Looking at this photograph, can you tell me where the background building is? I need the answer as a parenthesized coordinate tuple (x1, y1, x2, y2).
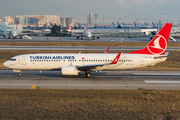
(65, 17, 74, 27)
(88, 12, 93, 24)
(4, 15, 60, 27)
(0, 22, 22, 33)
(60, 18, 66, 27)
(3, 16, 14, 25)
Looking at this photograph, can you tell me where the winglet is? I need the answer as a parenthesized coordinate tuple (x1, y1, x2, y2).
(104, 46, 110, 54)
(110, 52, 121, 64)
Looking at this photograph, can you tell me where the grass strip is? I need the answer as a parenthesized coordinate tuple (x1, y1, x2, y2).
(0, 89, 180, 119)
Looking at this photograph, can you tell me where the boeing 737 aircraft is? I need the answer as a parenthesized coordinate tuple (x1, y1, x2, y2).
(3, 23, 173, 78)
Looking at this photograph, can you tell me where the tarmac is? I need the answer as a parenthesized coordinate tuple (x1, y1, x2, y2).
(0, 36, 161, 42)
(0, 70, 180, 90)
(0, 46, 180, 51)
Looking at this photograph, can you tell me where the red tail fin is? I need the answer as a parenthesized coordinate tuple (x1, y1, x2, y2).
(84, 26, 88, 30)
(67, 25, 72, 30)
(130, 23, 172, 55)
(134, 22, 137, 27)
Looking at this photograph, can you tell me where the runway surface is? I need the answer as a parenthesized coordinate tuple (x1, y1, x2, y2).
(0, 46, 180, 51)
(0, 70, 180, 90)
(0, 36, 163, 42)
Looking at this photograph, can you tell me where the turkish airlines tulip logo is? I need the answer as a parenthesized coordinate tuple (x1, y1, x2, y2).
(147, 35, 167, 55)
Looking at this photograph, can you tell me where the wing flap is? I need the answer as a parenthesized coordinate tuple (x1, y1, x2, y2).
(77, 52, 122, 70)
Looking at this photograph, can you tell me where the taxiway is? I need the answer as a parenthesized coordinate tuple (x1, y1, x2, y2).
(0, 70, 180, 90)
(0, 36, 162, 42)
(0, 46, 180, 51)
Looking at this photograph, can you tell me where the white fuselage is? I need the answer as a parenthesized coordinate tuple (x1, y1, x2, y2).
(3, 53, 166, 71)
(11, 30, 19, 38)
(84, 30, 92, 38)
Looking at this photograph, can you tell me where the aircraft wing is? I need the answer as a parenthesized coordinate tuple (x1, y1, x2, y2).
(77, 52, 121, 71)
(3, 32, 11, 35)
(91, 33, 105, 37)
(58, 32, 85, 36)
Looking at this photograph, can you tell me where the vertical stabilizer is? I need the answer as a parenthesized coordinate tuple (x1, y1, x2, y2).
(130, 23, 173, 55)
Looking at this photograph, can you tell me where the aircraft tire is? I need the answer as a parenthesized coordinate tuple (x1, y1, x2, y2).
(86, 73, 91, 78)
(19, 73, 22, 77)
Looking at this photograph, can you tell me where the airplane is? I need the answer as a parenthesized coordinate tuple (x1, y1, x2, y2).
(3, 23, 173, 78)
(59, 25, 72, 32)
(134, 22, 149, 29)
(61, 26, 103, 40)
(121, 22, 133, 28)
(112, 22, 118, 27)
(67, 25, 72, 32)
(3, 23, 32, 39)
(28, 29, 51, 35)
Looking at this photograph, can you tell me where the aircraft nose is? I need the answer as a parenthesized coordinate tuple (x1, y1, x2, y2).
(3, 61, 8, 67)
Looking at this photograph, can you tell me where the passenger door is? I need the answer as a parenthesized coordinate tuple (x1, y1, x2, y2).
(140, 56, 144, 65)
(22, 56, 27, 65)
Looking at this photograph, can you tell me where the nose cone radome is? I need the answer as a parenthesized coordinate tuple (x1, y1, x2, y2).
(3, 61, 8, 68)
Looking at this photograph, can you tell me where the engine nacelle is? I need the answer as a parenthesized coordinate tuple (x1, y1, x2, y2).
(97, 36, 100, 39)
(61, 66, 79, 75)
(76, 36, 79, 39)
(3, 35, 6, 37)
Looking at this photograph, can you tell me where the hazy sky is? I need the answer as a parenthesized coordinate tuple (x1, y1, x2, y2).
(1, 0, 180, 24)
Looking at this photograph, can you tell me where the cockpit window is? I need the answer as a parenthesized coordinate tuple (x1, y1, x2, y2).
(10, 59, 16, 61)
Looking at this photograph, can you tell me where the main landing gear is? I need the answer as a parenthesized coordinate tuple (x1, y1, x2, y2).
(19, 73, 22, 77)
(85, 71, 91, 78)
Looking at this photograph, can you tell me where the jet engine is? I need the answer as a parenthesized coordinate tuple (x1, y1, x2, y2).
(3, 35, 6, 37)
(76, 36, 79, 39)
(97, 36, 100, 39)
(61, 66, 79, 75)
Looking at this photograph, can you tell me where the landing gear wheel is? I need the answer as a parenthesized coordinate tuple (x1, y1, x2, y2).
(19, 73, 22, 77)
(85, 71, 91, 78)
(86, 73, 91, 78)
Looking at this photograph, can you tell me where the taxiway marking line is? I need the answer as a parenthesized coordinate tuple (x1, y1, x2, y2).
(144, 80, 180, 83)
(134, 73, 180, 75)
(0, 84, 180, 87)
